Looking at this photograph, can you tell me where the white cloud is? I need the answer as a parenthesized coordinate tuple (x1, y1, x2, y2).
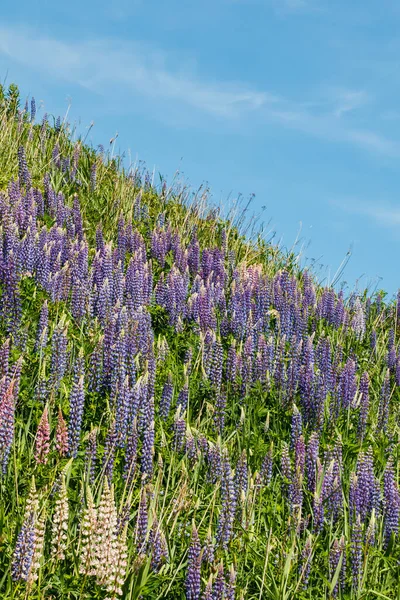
(331, 198, 400, 228)
(0, 27, 269, 119)
(0, 24, 399, 157)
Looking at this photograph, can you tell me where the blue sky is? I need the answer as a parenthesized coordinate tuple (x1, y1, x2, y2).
(1, 0, 400, 296)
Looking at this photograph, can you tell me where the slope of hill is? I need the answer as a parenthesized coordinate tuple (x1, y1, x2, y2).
(0, 83, 399, 599)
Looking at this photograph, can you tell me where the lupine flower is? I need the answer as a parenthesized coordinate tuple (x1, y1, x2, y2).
(135, 487, 148, 554)
(185, 524, 201, 600)
(225, 564, 236, 600)
(173, 414, 186, 452)
(50, 322, 68, 391)
(94, 479, 118, 586)
(202, 529, 215, 564)
(28, 509, 46, 584)
(18, 145, 31, 188)
(55, 407, 69, 456)
(0, 380, 15, 473)
(68, 374, 85, 458)
(216, 452, 237, 549)
(383, 459, 400, 548)
(79, 486, 98, 576)
(35, 406, 50, 464)
(11, 512, 36, 581)
(212, 563, 226, 600)
(141, 421, 154, 478)
(160, 375, 173, 419)
(299, 535, 312, 589)
(148, 518, 168, 572)
(124, 418, 138, 484)
(51, 473, 69, 561)
(12, 479, 38, 581)
(106, 525, 128, 599)
(329, 538, 344, 598)
(351, 514, 363, 591)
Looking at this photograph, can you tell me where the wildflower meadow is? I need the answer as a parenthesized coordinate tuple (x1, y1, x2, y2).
(1, 83, 400, 599)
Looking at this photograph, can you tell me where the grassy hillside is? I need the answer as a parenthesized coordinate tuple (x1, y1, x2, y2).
(0, 83, 399, 599)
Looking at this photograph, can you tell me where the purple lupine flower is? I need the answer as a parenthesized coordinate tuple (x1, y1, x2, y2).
(357, 372, 370, 441)
(148, 519, 168, 572)
(329, 538, 344, 598)
(68, 374, 85, 458)
(291, 405, 302, 449)
(115, 375, 132, 447)
(338, 358, 357, 411)
(124, 418, 139, 485)
(299, 535, 312, 590)
(202, 530, 215, 564)
(17, 146, 31, 188)
(258, 445, 273, 487)
(383, 459, 400, 548)
(225, 564, 236, 600)
(173, 416, 186, 452)
(212, 563, 226, 600)
(351, 514, 362, 591)
(136, 488, 148, 553)
(234, 451, 248, 508)
(185, 434, 198, 465)
(353, 448, 375, 524)
(185, 525, 201, 600)
(159, 375, 173, 420)
(306, 432, 319, 494)
(30, 97, 36, 122)
(207, 443, 222, 484)
(370, 330, 377, 353)
(11, 512, 36, 581)
(214, 390, 227, 435)
(141, 422, 154, 478)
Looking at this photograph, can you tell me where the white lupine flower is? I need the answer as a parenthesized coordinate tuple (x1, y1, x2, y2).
(94, 479, 118, 587)
(51, 473, 69, 560)
(79, 486, 98, 577)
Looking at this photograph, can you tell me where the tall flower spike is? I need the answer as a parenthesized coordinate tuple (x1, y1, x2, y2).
(185, 524, 201, 600)
(106, 525, 128, 600)
(11, 479, 38, 582)
(28, 508, 46, 584)
(55, 407, 69, 456)
(0, 379, 15, 473)
(299, 535, 312, 590)
(35, 406, 50, 464)
(11, 512, 36, 581)
(136, 487, 148, 554)
(351, 514, 362, 592)
(51, 473, 69, 561)
(68, 374, 85, 458)
(94, 479, 118, 587)
(79, 486, 98, 577)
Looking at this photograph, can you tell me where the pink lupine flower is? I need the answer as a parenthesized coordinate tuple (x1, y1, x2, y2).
(35, 406, 50, 464)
